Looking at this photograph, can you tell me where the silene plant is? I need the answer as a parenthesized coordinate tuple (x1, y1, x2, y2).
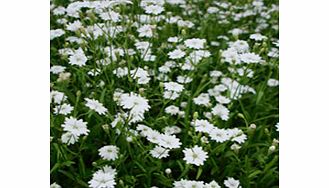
(50, 0, 279, 187)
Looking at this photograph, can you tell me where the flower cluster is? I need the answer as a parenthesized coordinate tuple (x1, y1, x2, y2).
(50, 0, 279, 187)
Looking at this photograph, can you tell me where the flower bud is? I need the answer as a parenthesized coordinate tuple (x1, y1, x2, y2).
(126, 136, 133, 142)
(268, 145, 276, 154)
(193, 112, 199, 120)
(237, 113, 245, 119)
(201, 136, 209, 144)
(102, 124, 109, 131)
(76, 90, 81, 97)
(249, 123, 257, 129)
(231, 143, 241, 153)
(181, 29, 187, 36)
(165, 168, 172, 174)
(139, 88, 145, 94)
(272, 138, 279, 146)
(57, 72, 71, 82)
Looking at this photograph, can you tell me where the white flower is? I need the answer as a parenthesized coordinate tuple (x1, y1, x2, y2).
(193, 93, 210, 106)
(193, 119, 214, 133)
(137, 124, 153, 137)
(210, 70, 222, 77)
(230, 40, 249, 53)
(186, 181, 205, 188)
(111, 113, 127, 127)
(52, 6, 66, 15)
(144, 5, 164, 15)
(231, 133, 247, 144)
(130, 68, 150, 84)
(215, 96, 231, 104)
(53, 103, 73, 115)
(184, 38, 206, 49)
(165, 105, 180, 115)
(164, 126, 181, 135)
(158, 134, 182, 149)
(146, 130, 161, 144)
(239, 53, 262, 64)
(135, 41, 151, 51)
(119, 92, 150, 123)
(250, 33, 267, 41)
(69, 48, 87, 66)
(177, 76, 192, 84)
(89, 166, 117, 188)
(163, 91, 180, 100)
(224, 177, 240, 188)
(99, 11, 121, 22)
(267, 78, 279, 87)
(61, 132, 79, 145)
(66, 20, 83, 32)
(113, 67, 128, 77)
(168, 36, 179, 43)
(211, 104, 230, 121)
(168, 49, 186, 59)
(50, 182, 62, 188)
(159, 65, 171, 73)
(61, 117, 89, 137)
(207, 7, 219, 14)
(164, 82, 184, 92)
(229, 28, 244, 36)
(268, 48, 279, 58)
(183, 145, 208, 166)
(209, 128, 229, 143)
(99, 145, 119, 161)
(204, 180, 221, 188)
(85, 98, 108, 115)
(222, 48, 240, 64)
(119, 93, 150, 113)
(137, 24, 155, 38)
(50, 91, 67, 104)
(187, 50, 211, 64)
(50, 29, 65, 40)
(150, 146, 169, 159)
(50, 65, 66, 74)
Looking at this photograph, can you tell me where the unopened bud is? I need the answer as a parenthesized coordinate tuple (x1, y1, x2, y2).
(76, 90, 81, 97)
(201, 136, 209, 144)
(165, 168, 172, 174)
(272, 139, 279, 145)
(231, 143, 241, 153)
(237, 113, 245, 119)
(193, 112, 199, 120)
(269, 145, 276, 153)
(139, 88, 145, 94)
(249, 123, 257, 129)
(57, 72, 71, 82)
(181, 29, 187, 36)
(102, 124, 109, 131)
(126, 136, 133, 142)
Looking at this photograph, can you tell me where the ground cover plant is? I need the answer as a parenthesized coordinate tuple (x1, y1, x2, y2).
(50, 0, 279, 187)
